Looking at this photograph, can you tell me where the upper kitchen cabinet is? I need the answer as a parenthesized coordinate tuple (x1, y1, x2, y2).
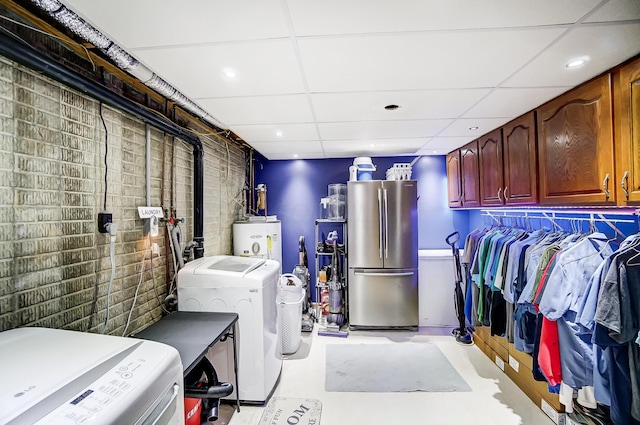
(615, 57, 640, 205)
(478, 129, 504, 206)
(460, 140, 480, 208)
(446, 150, 462, 207)
(537, 74, 615, 205)
(502, 112, 538, 205)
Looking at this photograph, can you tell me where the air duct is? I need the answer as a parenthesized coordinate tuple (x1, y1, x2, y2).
(28, 0, 227, 131)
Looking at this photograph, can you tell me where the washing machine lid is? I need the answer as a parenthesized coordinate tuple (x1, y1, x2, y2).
(0, 327, 181, 424)
(192, 255, 266, 277)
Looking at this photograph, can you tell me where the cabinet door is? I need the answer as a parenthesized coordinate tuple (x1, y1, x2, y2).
(479, 129, 505, 206)
(446, 150, 462, 207)
(537, 75, 615, 205)
(460, 140, 480, 207)
(503, 112, 538, 205)
(616, 58, 640, 204)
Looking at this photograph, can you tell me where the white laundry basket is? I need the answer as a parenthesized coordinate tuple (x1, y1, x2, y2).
(277, 274, 305, 355)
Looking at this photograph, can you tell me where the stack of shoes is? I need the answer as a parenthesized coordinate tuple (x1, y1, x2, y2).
(569, 403, 612, 425)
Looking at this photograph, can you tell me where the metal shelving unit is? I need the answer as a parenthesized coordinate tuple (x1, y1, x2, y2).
(314, 219, 348, 319)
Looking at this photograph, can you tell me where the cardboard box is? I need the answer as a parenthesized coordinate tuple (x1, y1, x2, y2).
(474, 327, 564, 415)
(508, 342, 534, 370)
(504, 352, 563, 412)
(474, 326, 491, 344)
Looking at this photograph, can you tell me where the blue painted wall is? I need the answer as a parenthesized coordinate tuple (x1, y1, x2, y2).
(253, 154, 469, 297)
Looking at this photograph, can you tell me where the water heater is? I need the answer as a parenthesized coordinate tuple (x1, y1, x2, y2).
(233, 220, 282, 273)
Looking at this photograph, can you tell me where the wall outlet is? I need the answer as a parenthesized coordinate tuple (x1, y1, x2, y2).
(152, 243, 160, 257)
(98, 212, 112, 233)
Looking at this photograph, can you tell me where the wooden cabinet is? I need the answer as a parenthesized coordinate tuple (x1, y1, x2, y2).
(502, 112, 538, 205)
(445, 140, 480, 207)
(476, 113, 537, 207)
(615, 57, 640, 204)
(446, 151, 462, 207)
(478, 129, 504, 206)
(460, 140, 480, 207)
(537, 74, 615, 205)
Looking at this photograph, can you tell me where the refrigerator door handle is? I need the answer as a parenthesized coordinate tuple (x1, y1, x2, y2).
(377, 188, 383, 259)
(354, 271, 415, 277)
(383, 188, 389, 259)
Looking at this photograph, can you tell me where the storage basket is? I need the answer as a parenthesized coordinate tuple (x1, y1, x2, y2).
(277, 274, 304, 355)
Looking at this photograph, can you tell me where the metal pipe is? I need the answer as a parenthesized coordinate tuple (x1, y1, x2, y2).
(146, 124, 151, 206)
(193, 145, 205, 259)
(0, 31, 206, 255)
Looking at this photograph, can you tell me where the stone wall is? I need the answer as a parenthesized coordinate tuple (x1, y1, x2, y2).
(0, 57, 246, 335)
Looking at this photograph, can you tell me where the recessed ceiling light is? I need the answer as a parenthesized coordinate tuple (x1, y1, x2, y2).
(276, 131, 283, 137)
(222, 68, 237, 78)
(565, 57, 589, 69)
(469, 126, 479, 130)
(384, 104, 400, 111)
(432, 150, 438, 154)
(370, 144, 376, 148)
(293, 154, 298, 158)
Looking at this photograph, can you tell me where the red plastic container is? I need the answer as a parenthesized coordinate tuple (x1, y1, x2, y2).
(184, 397, 202, 425)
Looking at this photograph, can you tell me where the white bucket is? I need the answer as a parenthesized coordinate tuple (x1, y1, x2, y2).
(351, 157, 376, 181)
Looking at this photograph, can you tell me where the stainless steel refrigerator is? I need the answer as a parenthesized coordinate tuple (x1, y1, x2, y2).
(347, 180, 418, 330)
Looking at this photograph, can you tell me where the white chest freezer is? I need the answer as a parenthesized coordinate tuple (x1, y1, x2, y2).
(0, 327, 184, 425)
(178, 255, 282, 404)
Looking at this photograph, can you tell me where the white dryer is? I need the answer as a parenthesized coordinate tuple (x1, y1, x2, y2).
(0, 327, 184, 425)
(177, 255, 282, 404)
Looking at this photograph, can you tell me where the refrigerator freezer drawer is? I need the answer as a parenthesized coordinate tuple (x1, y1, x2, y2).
(348, 268, 418, 330)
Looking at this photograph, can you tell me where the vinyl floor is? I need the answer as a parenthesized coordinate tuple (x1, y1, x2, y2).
(222, 326, 555, 425)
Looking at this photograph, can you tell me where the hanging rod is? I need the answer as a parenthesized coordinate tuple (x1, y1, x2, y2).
(480, 207, 640, 217)
(480, 210, 636, 223)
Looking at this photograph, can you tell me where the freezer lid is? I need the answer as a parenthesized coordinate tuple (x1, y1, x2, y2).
(0, 328, 180, 424)
(193, 255, 266, 276)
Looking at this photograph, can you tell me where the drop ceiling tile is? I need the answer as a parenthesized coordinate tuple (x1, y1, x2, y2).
(133, 40, 304, 98)
(438, 118, 512, 137)
(419, 137, 477, 154)
(505, 23, 640, 87)
(318, 119, 453, 140)
(322, 138, 427, 157)
(584, 0, 640, 23)
(287, 0, 600, 36)
(311, 90, 489, 122)
(198, 95, 313, 126)
(249, 140, 323, 155)
(232, 123, 318, 143)
(463, 87, 571, 119)
(63, 0, 289, 48)
(298, 28, 566, 92)
(267, 152, 328, 160)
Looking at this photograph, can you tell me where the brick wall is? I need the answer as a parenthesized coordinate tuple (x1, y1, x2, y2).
(0, 57, 247, 335)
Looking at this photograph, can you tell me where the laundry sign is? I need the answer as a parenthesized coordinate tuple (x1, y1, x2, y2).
(137, 206, 163, 218)
(258, 397, 322, 425)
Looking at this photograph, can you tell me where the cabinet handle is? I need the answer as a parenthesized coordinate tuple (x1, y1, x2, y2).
(497, 187, 502, 203)
(504, 186, 508, 202)
(621, 171, 630, 199)
(602, 173, 610, 199)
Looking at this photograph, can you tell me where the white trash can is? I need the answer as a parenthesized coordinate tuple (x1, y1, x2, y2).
(277, 274, 304, 355)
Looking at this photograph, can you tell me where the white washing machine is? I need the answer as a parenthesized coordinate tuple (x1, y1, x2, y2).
(0, 327, 184, 425)
(177, 255, 282, 403)
(233, 220, 282, 273)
